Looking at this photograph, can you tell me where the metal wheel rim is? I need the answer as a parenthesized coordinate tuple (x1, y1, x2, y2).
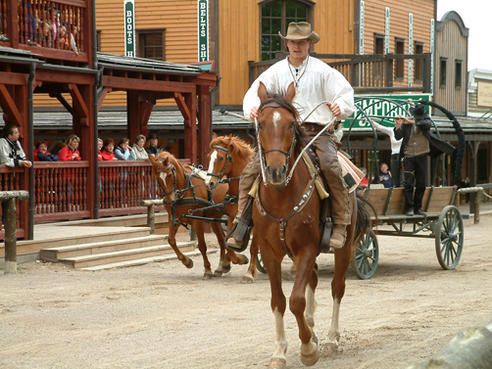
(256, 251, 267, 274)
(435, 205, 464, 270)
(353, 230, 379, 279)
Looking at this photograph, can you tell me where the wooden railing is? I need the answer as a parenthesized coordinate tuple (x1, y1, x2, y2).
(33, 161, 89, 222)
(249, 53, 432, 93)
(98, 161, 160, 217)
(0, 0, 91, 62)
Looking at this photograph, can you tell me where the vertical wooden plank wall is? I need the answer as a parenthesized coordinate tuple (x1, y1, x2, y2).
(434, 20, 467, 114)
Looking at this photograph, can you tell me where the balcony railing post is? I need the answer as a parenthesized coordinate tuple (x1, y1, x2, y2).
(8, 0, 18, 47)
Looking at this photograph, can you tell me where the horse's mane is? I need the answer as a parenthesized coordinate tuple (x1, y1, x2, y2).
(259, 95, 300, 123)
(155, 150, 190, 171)
(210, 135, 254, 160)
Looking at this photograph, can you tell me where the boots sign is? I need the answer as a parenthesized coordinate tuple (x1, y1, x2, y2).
(124, 0, 135, 57)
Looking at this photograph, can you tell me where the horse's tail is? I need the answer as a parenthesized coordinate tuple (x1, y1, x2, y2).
(355, 192, 372, 244)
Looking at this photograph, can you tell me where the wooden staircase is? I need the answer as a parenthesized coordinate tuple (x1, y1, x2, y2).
(38, 226, 199, 271)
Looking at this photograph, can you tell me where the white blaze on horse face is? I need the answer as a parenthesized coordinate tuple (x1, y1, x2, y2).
(205, 150, 217, 185)
(159, 172, 167, 183)
(272, 111, 282, 129)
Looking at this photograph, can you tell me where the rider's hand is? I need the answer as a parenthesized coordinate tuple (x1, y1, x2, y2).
(250, 106, 259, 119)
(327, 102, 341, 117)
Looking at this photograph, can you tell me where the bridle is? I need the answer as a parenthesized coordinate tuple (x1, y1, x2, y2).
(157, 161, 178, 198)
(207, 144, 232, 180)
(257, 101, 298, 185)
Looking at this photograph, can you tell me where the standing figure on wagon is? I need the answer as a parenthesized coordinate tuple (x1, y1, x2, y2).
(226, 21, 356, 251)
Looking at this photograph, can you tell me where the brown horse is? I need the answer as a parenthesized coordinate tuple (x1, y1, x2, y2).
(206, 135, 260, 283)
(149, 151, 248, 279)
(253, 83, 369, 368)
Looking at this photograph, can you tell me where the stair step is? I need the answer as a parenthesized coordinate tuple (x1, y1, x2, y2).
(40, 234, 168, 262)
(80, 249, 217, 271)
(59, 241, 196, 269)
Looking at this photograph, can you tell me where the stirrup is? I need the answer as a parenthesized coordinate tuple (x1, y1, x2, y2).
(225, 198, 253, 252)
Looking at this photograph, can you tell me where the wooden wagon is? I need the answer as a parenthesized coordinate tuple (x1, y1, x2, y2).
(353, 185, 465, 279)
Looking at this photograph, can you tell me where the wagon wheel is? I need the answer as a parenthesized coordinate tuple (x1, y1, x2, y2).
(352, 230, 379, 279)
(434, 205, 464, 270)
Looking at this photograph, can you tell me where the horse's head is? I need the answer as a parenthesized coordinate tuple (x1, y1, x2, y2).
(257, 82, 298, 187)
(206, 136, 233, 188)
(149, 151, 178, 201)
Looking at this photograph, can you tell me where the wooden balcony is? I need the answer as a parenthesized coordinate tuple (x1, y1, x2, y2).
(249, 53, 432, 94)
(0, 0, 93, 64)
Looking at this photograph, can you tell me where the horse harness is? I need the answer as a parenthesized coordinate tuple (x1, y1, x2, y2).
(207, 144, 242, 186)
(160, 161, 236, 227)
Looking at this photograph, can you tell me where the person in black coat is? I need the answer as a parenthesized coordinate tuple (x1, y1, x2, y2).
(395, 103, 455, 216)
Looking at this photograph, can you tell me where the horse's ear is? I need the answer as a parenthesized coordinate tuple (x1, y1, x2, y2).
(285, 82, 296, 103)
(258, 82, 268, 104)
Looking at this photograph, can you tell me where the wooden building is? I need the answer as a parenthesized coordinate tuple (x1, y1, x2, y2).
(433, 11, 468, 116)
(0, 0, 216, 239)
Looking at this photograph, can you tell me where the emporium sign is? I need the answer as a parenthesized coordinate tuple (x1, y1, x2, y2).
(124, 0, 135, 57)
(343, 94, 431, 129)
(198, 0, 209, 61)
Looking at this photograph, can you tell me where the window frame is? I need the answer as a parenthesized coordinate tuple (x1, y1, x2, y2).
(440, 57, 447, 88)
(259, 0, 314, 61)
(455, 59, 462, 89)
(374, 33, 385, 55)
(96, 30, 102, 52)
(136, 29, 166, 60)
(413, 41, 424, 83)
(394, 37, 405, 81)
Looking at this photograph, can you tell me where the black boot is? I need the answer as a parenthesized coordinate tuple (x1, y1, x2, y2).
(226, 198, 253, 252)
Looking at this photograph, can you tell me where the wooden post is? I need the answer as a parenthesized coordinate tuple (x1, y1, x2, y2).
(1, 191, 29, 274)
(474, 190, 481, 224)
(147, 203, 155, 234)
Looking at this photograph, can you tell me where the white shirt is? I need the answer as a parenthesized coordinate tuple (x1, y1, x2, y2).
(368, 120, 402, 155)
(243, 56, 355, 124)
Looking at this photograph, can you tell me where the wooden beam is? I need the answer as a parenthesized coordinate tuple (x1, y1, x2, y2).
(0, 84, 22, 126)
(0, 72, 28, 86)
(97, 87, 112, 112)
(102, 75, 196, 93)
(69, 84, 89, 120)
(50, 92, 75, 116)
(35, 69, 94, 85)
(174, 92, 191, 122)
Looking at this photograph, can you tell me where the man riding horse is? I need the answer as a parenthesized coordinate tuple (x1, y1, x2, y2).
(227, 21, 355, 251)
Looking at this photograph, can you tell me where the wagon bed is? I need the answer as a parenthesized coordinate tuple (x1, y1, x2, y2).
(353, 186, 466, 279)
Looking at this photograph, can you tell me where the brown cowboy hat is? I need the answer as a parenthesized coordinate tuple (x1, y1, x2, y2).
(278, 21, 320, 44)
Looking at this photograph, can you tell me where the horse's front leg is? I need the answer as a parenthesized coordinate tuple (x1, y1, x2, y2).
(167, 221, 194, 269)
(210, 222, 231, 276)
(263, 247, 288, 369)
(193, 221, 213, 279)
(290, 249, 320, 366)
(326, 246, 352, 355)
(241, 235, 258, 283)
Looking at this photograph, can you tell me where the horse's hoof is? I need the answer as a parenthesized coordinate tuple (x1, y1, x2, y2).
(241, 274, 254, 284)
(300, 349, 320, 366)
(222, 264, 231, 274)
(203, 271, 214, 279)
(183, 258, 193, 269)
(213, 270, 223, 277)
(236, 254, 249, 265)
(269, 358, 286, 369)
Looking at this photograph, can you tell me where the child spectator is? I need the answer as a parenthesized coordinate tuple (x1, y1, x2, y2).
(97, 138, 103, 161)
(374, 162, 394, 188)
(34, 141, 58, 161)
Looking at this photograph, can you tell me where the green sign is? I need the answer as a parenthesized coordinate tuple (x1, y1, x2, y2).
(343, 94, 431, 129)
(124, 0, 135, 57)
(198, 0, 209, 62)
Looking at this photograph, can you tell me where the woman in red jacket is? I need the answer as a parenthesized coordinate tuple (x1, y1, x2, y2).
(58, 134, 81, 161)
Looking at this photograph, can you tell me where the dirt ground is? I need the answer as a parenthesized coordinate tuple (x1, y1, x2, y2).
(1, 215, 491, 369)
